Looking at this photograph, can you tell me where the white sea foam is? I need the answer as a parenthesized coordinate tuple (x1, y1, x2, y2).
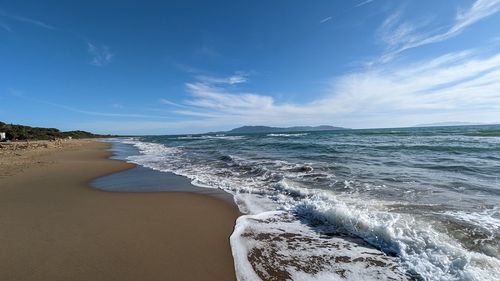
(231, 211, 408, 281)
(117, 138, 500, 281)
(441, 208, 500, 257)
(274, 179, 500, 280)
(443, 208, 500, 232)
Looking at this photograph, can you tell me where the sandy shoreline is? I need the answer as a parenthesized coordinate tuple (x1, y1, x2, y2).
(0, 140, 239, 281)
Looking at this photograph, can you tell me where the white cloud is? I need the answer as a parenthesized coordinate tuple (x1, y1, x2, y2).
(0, 10, 56, 30)
(319, 0, 374, 25)
(160, 98, 187, 108)
(185, 82, 274, 111)
(328, 51, 500, 114)
(87, 42, 114, 66)
(195, 72, 248, 85)
(320, 16, 332, 24)
(453, 0, 500, 33)
(19, 48, 499, 134)
(17, 46, 499, 135)
(164, 49, 500, 130)
(378, 0, 500, 62)
(355, 0, 375, 8)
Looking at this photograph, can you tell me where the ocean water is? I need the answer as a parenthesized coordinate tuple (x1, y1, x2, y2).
(110, 125, 500, 281)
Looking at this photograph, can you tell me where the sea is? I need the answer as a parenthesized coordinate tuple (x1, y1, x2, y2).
(107, 125, 500, 281)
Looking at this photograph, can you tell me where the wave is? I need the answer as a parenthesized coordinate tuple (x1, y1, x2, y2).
(465, 130, 500, 137)
(115, 138, 500, 280)
(231, 211, 409, 281)
(267, 133, 309, 137)
(275, 179, 500, 280)
(175, 135, 245, 140)
(370, 144, 500, 153)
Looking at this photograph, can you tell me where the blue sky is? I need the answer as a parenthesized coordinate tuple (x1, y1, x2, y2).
(1, 0, 500, 134)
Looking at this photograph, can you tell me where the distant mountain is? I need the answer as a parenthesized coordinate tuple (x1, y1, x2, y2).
(224, 125, 347, 134)
(414, 122, 486, 127)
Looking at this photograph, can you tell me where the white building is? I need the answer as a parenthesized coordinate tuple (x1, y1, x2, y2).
(0, 132, 5, 140)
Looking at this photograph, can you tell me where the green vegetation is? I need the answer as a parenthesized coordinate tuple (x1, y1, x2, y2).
(0, 121, 113, 141)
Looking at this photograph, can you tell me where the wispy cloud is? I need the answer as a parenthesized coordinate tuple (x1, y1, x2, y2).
(1, 10, 115, 68)
(1, 10, 117, 68)
(87, 42, 114, 66)
(320, 16, 333, 24)
(195, 72, 248, 85)
(75, 47, 500, 134)
(329, 50, 500, 115)
(319, 0, 375, 26)
(185, 82, 273, 111)
(166, 48, 500, 130)
(0, 10, 56, 30)
(11, 46, 500, 134)
(160, 98, 192, 109)
(355, 0, 374, 8)
(377, 0, 500, 62)
(159, 76, 256, 115)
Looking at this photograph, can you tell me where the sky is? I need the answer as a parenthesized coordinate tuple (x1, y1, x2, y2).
(1, 0, 500, 134)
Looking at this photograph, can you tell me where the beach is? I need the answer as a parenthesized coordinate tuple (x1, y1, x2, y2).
(0, 140, 239, 281)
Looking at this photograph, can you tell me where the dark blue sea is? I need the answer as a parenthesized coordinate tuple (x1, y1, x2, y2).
(110, 125, 500, 281)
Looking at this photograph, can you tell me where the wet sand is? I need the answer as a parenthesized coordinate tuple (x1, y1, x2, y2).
(0, 140, 239, 281)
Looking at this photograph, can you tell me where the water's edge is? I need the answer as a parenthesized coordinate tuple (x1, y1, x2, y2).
(98, 126, 500, 281)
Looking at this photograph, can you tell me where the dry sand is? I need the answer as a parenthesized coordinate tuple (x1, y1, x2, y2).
(0, 140, 239, 281)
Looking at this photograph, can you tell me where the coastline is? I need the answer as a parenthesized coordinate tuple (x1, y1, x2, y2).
(0, 140, 239, 281)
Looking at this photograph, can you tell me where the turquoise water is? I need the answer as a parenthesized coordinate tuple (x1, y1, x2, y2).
(114, 125, 500, 280)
